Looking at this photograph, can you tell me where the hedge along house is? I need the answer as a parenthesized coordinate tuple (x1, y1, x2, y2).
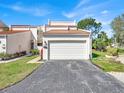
(43, 20, 92, 60)
(0, 30, 31, 54)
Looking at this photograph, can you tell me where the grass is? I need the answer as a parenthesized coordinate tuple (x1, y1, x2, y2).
(92, 50, 124, 72)
(0, 55, 40, 89)
(118, 48, 124, 55)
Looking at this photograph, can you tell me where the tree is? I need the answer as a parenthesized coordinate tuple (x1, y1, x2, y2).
(111, 14, 124, 47)
(77, 18, 102, 39)
(93, 31, 111, 51)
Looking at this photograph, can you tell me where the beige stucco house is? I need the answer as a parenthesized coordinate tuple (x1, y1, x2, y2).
(42, 21, 92, 60)
(0, 24, 43, 54)
(0, 20, 92, 60)
(0, 30, 31, 54)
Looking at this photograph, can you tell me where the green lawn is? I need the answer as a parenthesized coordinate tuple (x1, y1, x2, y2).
(118, 48, 124, 55)
(92, 50, 124, 72)
(0, 55, 40, 89)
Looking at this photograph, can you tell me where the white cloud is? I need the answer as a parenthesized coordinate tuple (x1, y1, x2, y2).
(75, 0, 90, 9)
(33, 8, 50, 16)
(83, 14, 94, 18)
(62, 0, 91, 18)
(0, 4, 51, 17)
(62, 0, 111, 19)
(101, 10, 109, 14)
(62, 12, 77, 18)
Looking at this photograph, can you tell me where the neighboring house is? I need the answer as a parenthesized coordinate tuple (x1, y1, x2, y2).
(0, 24, 43, 54)
(0, 30, 31, 54)
(11, 25, 42, 49)
(0, 20, 9, 32)
(43, 20, 92, 60)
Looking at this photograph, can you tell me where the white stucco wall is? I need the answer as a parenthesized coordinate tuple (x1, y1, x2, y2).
(43, 35, 91, 60)
(11, 26, 38, 49)
(11, 27, 30, 31)
(6, 31, 31, 54)
(39, 25, 45, 32)
(0, 35, 6, 53)
(30, 27, 38, 49)
(30, 27, 37, 40)
(46, 26, 77, 31)
(46, 27, 68, 31)
(49, 21, 76, 26)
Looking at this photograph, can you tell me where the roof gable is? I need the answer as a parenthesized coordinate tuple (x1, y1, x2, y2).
(0, 20, 8, 28)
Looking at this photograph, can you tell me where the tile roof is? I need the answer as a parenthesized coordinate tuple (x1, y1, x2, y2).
(43, 29, 90, 35)
(0, 30, 30, 35)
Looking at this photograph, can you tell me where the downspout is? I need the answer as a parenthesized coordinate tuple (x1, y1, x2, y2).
(6, 34, 8, 54)
(90, 32, 92, 59)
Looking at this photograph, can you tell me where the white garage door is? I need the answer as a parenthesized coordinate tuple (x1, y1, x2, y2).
(49, 41, 88, 60)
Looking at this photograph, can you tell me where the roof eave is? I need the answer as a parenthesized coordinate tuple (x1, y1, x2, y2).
(43, 34, 89, 36)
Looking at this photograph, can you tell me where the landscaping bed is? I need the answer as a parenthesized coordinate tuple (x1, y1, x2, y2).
(0, 55, 40, 89)
(92, 50, 124, 72)
(0, 51, 27, 61)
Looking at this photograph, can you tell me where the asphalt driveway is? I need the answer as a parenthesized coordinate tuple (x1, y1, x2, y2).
(0, 60, 124, 93)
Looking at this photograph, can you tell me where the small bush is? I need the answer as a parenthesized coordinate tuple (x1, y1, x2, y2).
(30, 49, 39, 55)
(107, 47, 118, 56)
(0, 51, 27, 60)
(0, 53, 5, 58)
(0, 53, 11, 58)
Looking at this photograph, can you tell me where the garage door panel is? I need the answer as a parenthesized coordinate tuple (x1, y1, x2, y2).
(51, 49, 87, 54)
(49, 41, 88, 60)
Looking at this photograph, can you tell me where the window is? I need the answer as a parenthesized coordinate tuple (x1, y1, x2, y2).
(0, 36, 5, 38)
(37, 43, 42, 46)
(2, 47, 6, 49)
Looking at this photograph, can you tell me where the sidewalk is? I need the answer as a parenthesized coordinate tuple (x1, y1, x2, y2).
(27, 56, 44, 63)
(108, 72, 124, 83)
(0, 55, 27, 64)
(116, 55, 124, 64)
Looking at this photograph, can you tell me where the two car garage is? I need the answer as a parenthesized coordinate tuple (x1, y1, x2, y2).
(49, 41, 88, 60)
(43, 30, 91, 60)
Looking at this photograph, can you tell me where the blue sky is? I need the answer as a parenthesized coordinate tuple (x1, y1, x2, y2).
(0, 0, 124, 37)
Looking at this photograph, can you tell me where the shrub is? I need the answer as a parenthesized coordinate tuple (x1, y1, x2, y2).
(30, 49, 39, 55)
(0, 53, 12, 60)
(0, 51, 26, 60)
(107, 47, 118, 56)
(0, 53, 5, 58)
